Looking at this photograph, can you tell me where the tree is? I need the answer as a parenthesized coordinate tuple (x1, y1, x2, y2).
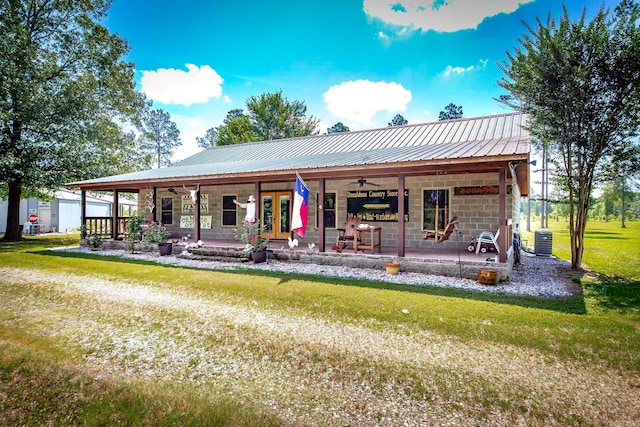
(0, 0, 145, 241)
(214, 92, 319, 144)
(498, 1, 640, 269)
(327, 122, 350, 134)
(438, 103, 463, 120)
(215, 109, 256, 146)
(246, 90, 319, 140)
(388, 114, 408, 127)
(139, 106, 181, 168)
(196, 128, 217, 149)
(600, 142, 640, 227)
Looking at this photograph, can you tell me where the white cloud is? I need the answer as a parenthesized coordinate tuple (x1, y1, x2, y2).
(140, 64, 224, 106)
(323, 80, 412, 126)
(363, 0, 534, 33)
(223, 95, 232, 103)
(442, 58, 488, 77)
(377, 31, 390, 41)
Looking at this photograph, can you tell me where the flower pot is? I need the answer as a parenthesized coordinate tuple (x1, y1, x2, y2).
(251, 249, 267, 263)
(385, 262, 400, 275)
(477, 269, 499, 285)
(158, 242, 173, 256)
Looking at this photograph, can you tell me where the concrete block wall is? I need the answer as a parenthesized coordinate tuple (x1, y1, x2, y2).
(149, 172, 517, 250)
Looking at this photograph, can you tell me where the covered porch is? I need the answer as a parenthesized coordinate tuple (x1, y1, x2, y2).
(71, 113, 531, 281)
(98, 234, 512, 280)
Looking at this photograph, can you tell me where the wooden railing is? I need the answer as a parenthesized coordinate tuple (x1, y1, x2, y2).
(85, 217, 112, 237)
(84, 217, 133, 239)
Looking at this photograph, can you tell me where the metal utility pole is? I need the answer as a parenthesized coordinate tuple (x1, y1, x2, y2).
(541, 145, 547, 229)
(527, 191, 531, 232)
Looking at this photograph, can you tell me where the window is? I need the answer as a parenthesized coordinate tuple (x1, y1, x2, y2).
(161, 197, 173, 225)
(422, 189, 449, 231)
(222, 195, 237, 226)
(316, 192, 336, 228)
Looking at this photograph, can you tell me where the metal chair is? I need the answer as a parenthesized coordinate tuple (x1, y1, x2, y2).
(475, 228, 500, 255)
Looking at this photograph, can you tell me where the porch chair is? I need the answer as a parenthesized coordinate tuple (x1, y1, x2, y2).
(475, 228, 500, 255)
(334, 217, 362, 253)
(424, 216, 458, 243)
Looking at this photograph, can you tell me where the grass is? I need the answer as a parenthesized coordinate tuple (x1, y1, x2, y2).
(521, 218, 640, 319)
(0, 232, 639, 425)
(520, 218, 640, 279)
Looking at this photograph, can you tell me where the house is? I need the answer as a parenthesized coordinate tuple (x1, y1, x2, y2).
(0, 189, 136, 234)
(68, 112, 532, 277)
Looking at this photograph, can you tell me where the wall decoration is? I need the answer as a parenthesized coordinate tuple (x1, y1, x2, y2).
(180, 215, 212, 229)
(346, 189, 409, 222)
(454, 186, 512, 196)
(182, 194, 208, 214)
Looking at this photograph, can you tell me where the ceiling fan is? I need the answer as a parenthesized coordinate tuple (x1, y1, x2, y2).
(349, 177, 380, 187)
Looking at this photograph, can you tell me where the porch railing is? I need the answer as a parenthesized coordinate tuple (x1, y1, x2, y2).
(84, 217, 131, 239)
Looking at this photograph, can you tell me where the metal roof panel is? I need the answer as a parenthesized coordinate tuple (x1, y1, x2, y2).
(71, 113, 530, 186)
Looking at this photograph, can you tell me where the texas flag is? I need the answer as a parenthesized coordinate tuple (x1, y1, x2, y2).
(291, 173, 309, 237)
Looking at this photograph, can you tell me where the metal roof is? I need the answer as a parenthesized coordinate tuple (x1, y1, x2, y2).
(70, 112, 530, 188)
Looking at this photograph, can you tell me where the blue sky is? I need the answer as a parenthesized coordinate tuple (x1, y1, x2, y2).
(103, 0, 616, 161)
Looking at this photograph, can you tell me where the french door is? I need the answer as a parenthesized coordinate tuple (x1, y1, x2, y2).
(261, 191, 292, 240)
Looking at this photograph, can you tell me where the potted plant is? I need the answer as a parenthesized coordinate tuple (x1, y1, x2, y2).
(234, 220, 269, 262)
(145, 222, 172, 256)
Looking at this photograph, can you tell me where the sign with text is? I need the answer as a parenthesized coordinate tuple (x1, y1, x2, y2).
(180, 215, 212, 229)
(346, 189, 409, 222)
(454, 185, 512, 196)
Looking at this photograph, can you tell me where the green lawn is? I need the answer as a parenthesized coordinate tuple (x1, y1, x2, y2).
(520, 218, 640, 279)
(0, 233, 639, 425)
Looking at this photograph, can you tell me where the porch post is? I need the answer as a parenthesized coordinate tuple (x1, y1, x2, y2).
(498, 168, 507, 263)
(254, 181, 261, 224)
(152, 187, 157, 222)
(112, 189, 119, 240)
(194, 187, 201, 241)
(318, 178, 325, 253)
(397, 174, 405, 257)
(81, 189, 86, 236)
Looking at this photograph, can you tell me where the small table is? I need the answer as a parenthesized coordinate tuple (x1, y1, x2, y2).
(354, 226, 382, 254)
(25, 223, 41, 235)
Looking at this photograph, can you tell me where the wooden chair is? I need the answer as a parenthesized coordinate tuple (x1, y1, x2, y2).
(424, 216, 457, 243)
(334, 217, 362, 252)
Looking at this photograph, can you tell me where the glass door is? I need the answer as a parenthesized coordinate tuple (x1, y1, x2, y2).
(261, 191, 292, 240)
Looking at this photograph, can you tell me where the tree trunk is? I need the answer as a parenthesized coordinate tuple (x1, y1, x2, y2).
(1, 180, 23, 241)
(620, 178, 626, 229)
(570, 184, 591, 270)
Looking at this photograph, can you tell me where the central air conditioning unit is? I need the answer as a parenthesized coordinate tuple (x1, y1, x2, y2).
(534, 230, 553, 256)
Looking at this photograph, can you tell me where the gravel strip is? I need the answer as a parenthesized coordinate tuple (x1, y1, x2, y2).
(55, 246, 579, 298)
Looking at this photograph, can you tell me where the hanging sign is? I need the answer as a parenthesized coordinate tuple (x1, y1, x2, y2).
(454, 185, 512, 196)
